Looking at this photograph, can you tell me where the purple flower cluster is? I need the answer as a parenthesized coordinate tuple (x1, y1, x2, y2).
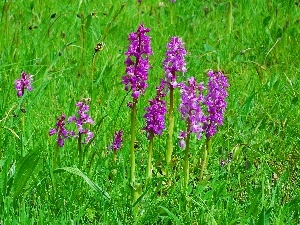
(68, 102, 94, 143)
(203, 70, 229, 137)
(143, 81, 167, 138)
(178, 77, 206, 148)
(49, 114, 70, 147)
(109, 130, 123, 152)
(122, 24, 153, 101)
(14, 71, 33, 97)
(163, 37, 187, 88)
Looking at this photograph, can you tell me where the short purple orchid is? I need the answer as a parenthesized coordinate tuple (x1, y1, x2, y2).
(143, 80, 167, 138)
(122, 23, 153, 102)
(109, 130, 123, 152)
(178, 77, 206, 148)
(68, 102, 94, 143)
(14, 71, 33, 97)
(203, 70, 229, 137)
(49, 114, 70, 147)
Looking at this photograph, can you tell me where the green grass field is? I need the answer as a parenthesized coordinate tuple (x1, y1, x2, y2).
(0, 0, 299, 224)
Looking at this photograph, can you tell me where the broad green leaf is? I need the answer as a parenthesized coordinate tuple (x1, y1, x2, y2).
(10, 150, 40, 200)
(159, 206, 182, 225)
(54, 167, 110, 199)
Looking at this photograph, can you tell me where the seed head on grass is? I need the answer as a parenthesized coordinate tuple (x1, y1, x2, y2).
(178, 77, 206, 147)
(68, 102, 94, 143)
(163, 36, 187, 88)
(49, 114, 70, 147)
(109, 130, 123, 152)
(14, 71, 33, 97)
(203, 70, 229, 137)
(122, 23, 153, 102)
(143, 81, 167, 138)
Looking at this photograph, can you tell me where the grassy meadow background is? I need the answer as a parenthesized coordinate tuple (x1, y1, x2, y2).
(0, 0, 299, 224)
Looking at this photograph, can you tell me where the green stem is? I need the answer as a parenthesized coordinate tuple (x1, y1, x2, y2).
(21, 113, 25, 157)
(130, 101, 137, 203)
(170, 2, 174, 25)
(228, 0, 233, 34)
(184, 119, 191, 190)
(80, 11, 85, 75)
(146, 132, 154, 186)
(166, 86, 174, 172)
(53, 144, 59, 169)
(78, 133, 82, 167)
(200, 137, 212, 180)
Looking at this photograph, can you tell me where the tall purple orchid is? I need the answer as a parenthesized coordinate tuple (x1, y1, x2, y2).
(15, 71, 33, 97)
(163, 37, 187, 88)
(122, 23, 152, 102)
(122, 24, 152, 205)
(143, 81, 167, 184)
(163, 36, 187, 171)
(200, 70, 229, 180)
(178, 77, 206, 188)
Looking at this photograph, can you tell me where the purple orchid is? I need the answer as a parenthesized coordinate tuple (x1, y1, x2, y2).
(49, 114, 70, 147)
(178, 77, 206, 148)
(203, 70, 229, 137)
(14, 71, 33, 97)
(68, 102, 94, 143)
(163, 37, 187, 88)
(122, 23, 153, 102)
(109, 130, 123, 152)
(143, 80, 167, 138)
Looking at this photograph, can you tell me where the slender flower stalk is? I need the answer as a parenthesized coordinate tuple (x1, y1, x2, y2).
(14, 71, 33, 97)
(109, 130, 123, 161)
(68, 102, 94, 167)
(178, 77, 206, 189)
(122, 23, 152, 208)
(143, 81, 167, 185)
(163, 37, 187, 173)
(15, 71, 34, 157)
(200, 70, 229, 180)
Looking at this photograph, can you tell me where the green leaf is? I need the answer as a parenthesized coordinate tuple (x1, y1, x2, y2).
(263, 16, 271, 27)
(85, 15, 92, 31)
(258, 207, 272, 225)
(291, 96, 298, 105)
(10, 150, 40, 200)
(203, 43, 216, 52)
(159, 206, 182, 225)
(54, 167, 110, 199)
(242, 92, 255, 113)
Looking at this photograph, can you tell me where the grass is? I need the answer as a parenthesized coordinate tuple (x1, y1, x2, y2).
(0, 0, 300, 224)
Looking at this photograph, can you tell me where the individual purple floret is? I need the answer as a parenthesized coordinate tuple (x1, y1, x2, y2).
(14, 71, 33, 97)
(143, 81, 167, 138)
(203, 70, 229, 138)
(178, 77, 206, 148)
(163, 37, 187, 88)
(122, 23, 153, 101)
(68, 102, 94, 143)
(109, 130, 123, 152)
(49, 114, 70, 147)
